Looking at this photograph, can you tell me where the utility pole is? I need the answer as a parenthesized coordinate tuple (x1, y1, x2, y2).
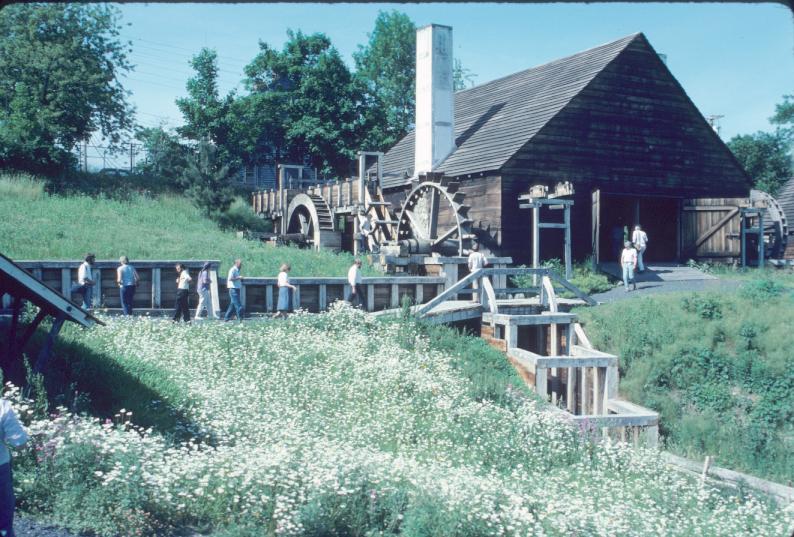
(83, 139, 88, 172)
(130, 142, 134, 172)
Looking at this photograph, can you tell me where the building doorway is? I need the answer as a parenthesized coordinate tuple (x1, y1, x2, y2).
(598, 194, 679, 262)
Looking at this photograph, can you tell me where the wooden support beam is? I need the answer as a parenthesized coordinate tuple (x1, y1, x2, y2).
(390, 284, 399, 308)
(265, 285, 273, 312)
(61, 268, 71, 297)
(152, 268, 161, 308)
(564, 205, 572, 280)
(535, 367, 548, 399)
(210, 269, 221, 318)
(34, 313, 66, 373)
(319, 284, 327, 311)
(366, 284, 375, 311)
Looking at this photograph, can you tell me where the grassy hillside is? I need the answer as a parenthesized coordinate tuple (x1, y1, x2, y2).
(0, 174, 372, 277)
(9, 310, 790, 536)
(576, 276, 794, 484)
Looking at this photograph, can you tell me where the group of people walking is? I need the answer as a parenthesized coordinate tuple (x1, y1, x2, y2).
(620, 225, 649, 291)
(70, 255, 368, 322)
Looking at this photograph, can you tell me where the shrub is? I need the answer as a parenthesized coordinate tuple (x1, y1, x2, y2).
(681, 294, 723, 319)
(739, 278, 785, 301)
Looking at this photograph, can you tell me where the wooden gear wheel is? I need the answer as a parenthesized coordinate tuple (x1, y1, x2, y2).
(396, 175, 474, 256)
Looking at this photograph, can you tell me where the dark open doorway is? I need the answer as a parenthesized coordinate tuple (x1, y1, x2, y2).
(599, 194, 679, 262)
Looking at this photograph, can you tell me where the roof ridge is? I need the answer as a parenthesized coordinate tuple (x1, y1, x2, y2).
(456, 32, 642, 96)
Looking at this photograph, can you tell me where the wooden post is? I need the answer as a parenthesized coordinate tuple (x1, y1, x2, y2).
(646, 425, 659, 449)
(564, 204, 572, 280)
(536, 367, 548, 400)
(390, 284, 399, 308)
(504, 322, 518, 350)
(591, 189, 600, 269)
(550, 321, 559, 405)
(758, 211, 764, 267)
(740, 211, 747, 268)
(595, 367, 606, 414)
(441, 262, 458, 298)
(240, 283, 248, 312)
(265, 285, 273, 312)
(292, 285, 300, 311)
(60, 268, 71, 297)
(532, 205, 540, 286)
(415, 284, 424, 305)
(319, 284, 327, 311)
(93, 269, 102, 308)
(581, 367, 592, 414)
(152, 268, 161, 308)
(366, 284, 375, 311)
(209, 269, 220, 317)
(34, 313, 66, 373)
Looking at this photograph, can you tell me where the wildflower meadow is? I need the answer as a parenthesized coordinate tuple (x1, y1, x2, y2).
(8, 306, 792, 536)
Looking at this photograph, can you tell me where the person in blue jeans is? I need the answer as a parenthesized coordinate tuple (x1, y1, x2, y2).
(0, 398, 29, 537)
(224, 259, 244, 321)
(116, 256, 140, 315)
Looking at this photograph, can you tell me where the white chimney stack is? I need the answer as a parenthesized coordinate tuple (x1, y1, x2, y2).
(414, 24, 455, 175)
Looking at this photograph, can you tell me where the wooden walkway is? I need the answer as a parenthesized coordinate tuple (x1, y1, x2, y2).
(599, 262, 717, 281)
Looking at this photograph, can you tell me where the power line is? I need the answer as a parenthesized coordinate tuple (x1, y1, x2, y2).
(122, 35, 249, 64)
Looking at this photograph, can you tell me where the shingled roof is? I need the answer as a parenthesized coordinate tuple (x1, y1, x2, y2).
(380, 33, 643, 189)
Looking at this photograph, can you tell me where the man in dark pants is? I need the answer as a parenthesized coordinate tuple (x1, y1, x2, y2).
(173, 263, 192, 322)
(0, 397, 29, 537)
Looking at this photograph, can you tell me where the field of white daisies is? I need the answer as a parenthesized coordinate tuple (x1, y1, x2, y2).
(9, 305, 793, 536)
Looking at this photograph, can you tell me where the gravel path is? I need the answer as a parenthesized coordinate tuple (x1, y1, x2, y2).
(591, 273, 742, 303)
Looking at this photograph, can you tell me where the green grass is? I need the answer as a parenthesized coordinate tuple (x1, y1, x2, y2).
(0, 173, 374, 277)
(576, 275, 794, 484)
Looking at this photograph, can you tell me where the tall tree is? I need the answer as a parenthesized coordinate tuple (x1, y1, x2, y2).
(240, 30, 362, 177)
(0, 3, 133, 174)
(175, 48, 234, 162)
(180, 140, 235, 218)
(354, 11, 416, 151)
(134, 126, 190, 186)
(728, 130, 791, 195)
(771, 94, 794, 141)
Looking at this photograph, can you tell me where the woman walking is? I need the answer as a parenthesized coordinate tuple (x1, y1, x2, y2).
(173, 263, 192, 322)
(194, 261, 216, 320)
(274, 263, 297, 319)
(116, 256, 139, 316)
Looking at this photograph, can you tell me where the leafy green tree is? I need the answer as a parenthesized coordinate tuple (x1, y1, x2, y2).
(240, 30, 361, 177)
(180, 140, 236, 218)
(134, 126, 190, 186)
(728, 130, 791, 195)
(176, 48, 234, 162)
(771, 94, 794, 141)
(0, 3, 133, 174)
(354, 11, 416, 151)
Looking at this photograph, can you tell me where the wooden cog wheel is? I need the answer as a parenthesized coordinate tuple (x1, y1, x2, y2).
(396, 176, 474, 256)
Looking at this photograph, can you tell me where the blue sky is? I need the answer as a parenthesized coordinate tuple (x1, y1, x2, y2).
(117, 2, 793, 143)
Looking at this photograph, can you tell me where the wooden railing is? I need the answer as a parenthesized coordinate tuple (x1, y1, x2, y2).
(240, 276, 445, 314)
(15, 260, 221, 315)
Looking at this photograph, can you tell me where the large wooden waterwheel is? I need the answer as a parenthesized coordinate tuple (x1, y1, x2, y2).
(395, 174, 475, 256)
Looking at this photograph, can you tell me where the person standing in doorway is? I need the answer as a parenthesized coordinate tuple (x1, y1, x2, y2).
(0, 397, 28, 537)
(173, 263, 192, 322)
(116, 256, 139, 316)
(620, 241, 638, 292)
(275, 263, 297, 318)
(346, 258, 363, 308)
(194, 262, 216, 320)
(467, 243, 489, 303)
(224, 259, 244, 321)
(632, 225, 649, 272)
(74, 253, 96, 310)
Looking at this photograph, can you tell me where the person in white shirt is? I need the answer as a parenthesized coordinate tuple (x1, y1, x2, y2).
(274, 263, 297, 318)
(173, 263, 192, 322)
(224, 259, 244, 321)
(620, 241, 638, 291)
(74, 253, 96, 310)
(467, 243, 488, 303)
(346, 258, 363, 308)
(357, 212, 372, 254)
(0, 398, 28, 536)
(632, 225, 649, 272)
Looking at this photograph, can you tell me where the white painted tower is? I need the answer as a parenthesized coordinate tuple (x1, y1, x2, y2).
(414, 24, 455, 175)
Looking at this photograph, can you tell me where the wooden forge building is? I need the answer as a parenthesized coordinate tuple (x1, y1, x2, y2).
(253, 28, 769, 265)
(379, 31, 752, 264)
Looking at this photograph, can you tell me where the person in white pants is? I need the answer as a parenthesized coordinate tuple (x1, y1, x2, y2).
(632, 225, 649, 272)
(194, 261, 216, 320)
